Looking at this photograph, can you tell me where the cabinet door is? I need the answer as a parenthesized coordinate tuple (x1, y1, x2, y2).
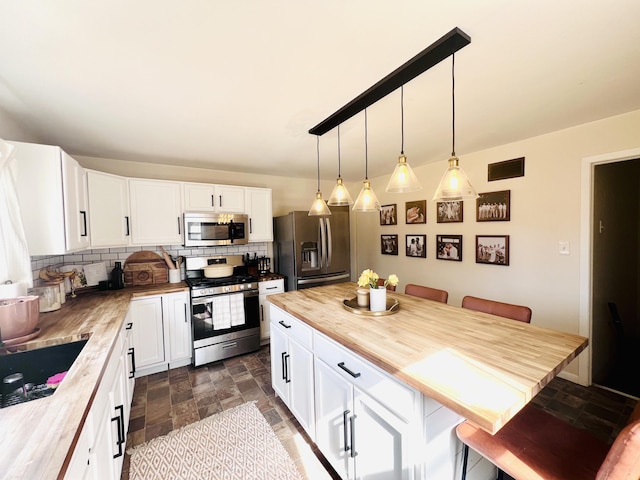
(353, 388, 415, 480)
(129, 179, 182, 245)
(259, 294, 269, 341)
(61, 151, 91, 251)
(315, 358, 354, 480)
(87, 170, 130, 247)
(165, 291, 191, 365)
(270, 325, 289, 403)
(288, 337, 315, 440)
(183, 183, 216, 211)
(130, 296, 165, 370)
(245, 187, 273, 242)
(216, 185, 245, 212)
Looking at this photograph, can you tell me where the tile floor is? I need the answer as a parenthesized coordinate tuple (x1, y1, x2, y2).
(121, 346, 637, 480)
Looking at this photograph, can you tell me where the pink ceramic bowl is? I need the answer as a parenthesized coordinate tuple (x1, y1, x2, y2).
(0, 296, 40, 341)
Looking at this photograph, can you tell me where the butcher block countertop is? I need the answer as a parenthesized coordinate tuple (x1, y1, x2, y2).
(268, 282, 588, 435)
(0, 282, 188, 480)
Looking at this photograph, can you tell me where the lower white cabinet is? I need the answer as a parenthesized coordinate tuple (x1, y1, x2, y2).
(314, 333, 422, 480)
(65, 320, 132, 480)
(270, 307, 315, 440)
(130, 291, 191, 377)
(258, 278, 284, 343)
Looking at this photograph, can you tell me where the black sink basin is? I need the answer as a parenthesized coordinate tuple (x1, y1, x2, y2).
(0, 339, 88, 408)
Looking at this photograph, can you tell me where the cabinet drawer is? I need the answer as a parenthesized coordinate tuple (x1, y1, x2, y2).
(270, 305, 312, 349)
(259, 279, 284, 294)
(314, 332, 418, 422)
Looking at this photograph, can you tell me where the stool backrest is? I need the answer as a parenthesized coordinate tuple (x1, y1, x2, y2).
(461, 295, 532, 323)
(376, 278, 396, 291)
(404, 284, 448, 304)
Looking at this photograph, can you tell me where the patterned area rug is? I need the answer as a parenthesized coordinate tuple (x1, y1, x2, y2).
(128, 401, 303, 480)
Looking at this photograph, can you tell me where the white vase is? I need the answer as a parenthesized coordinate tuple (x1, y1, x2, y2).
(369, 287, 387, 312)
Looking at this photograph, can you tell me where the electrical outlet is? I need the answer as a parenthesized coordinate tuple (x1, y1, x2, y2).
(559, 241, 570, 255)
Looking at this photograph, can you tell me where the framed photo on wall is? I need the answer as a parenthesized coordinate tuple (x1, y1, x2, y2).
(381, 234, 399, 255)
(380, 204, 397, 225)
(405, 200, 426, 224)
(436, 234, 462, 261)
(406, 234, 426, 258)
(476, 235, 510, 265)
(437, 201, 463, 223)
(476, 190, 510, 222)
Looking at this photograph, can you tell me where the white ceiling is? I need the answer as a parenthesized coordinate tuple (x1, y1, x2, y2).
(1, 1, 639, 182)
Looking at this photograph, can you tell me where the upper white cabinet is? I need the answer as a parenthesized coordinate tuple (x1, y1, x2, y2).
(245, 187, 273, 242)
(11, 141, 90, 255)
(129, 178, 183, 245)
(183, 183, 245, 213)
(87, 170, 130, 248)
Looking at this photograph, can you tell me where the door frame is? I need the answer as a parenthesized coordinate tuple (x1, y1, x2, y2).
(579, 147, 640, 386)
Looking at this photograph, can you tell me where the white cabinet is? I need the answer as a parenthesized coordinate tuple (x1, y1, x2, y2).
(183, 182, 245, 213)
(258, 278, 284, 343)
(313, 332, 423, 480)
(129, 291, 191, 377)
(129, 178, 183, 245)
(87, 170, 130, 247)
(245, 187, 273, 242)
(11, 141, 90, 254)
(270, 306, 315, 440)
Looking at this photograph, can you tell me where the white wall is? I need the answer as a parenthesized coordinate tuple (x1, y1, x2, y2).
(354, 109, 640, 380)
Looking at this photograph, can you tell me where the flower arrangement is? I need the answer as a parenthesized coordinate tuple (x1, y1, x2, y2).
(357, 269, 399, 289)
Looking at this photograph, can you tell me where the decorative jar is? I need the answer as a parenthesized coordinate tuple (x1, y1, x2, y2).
(356, 288, 370, 307)
(369, 287, 387, 312)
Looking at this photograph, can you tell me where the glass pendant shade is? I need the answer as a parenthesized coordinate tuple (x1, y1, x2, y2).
(352, 180, 380, 212)
(432, 156, 478, 201)
(328, 177, 353, 206)
(309, 191, 331, 216)
(385, 154, 422, 193)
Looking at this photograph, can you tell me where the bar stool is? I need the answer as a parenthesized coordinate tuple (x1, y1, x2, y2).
(461, 295, 532, 323)
(404, 283, 448, 303)
(376, 278, 396, 291)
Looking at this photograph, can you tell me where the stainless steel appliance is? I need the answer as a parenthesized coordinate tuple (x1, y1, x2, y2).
(274, 206, 350, 290)
(185, 256, 260, 366)
(183, 212, 248, 247)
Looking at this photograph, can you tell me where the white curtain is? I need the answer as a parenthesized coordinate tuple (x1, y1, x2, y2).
(0, 138, 32, 289)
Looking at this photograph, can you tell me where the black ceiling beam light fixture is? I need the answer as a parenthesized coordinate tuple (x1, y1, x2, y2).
(308, 27, 471, 137)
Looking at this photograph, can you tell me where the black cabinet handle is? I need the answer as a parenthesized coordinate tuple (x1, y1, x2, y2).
(111, 405, 125, 458)
(343, 410, 351, 452)
(260, 304, 264, 322)
(128, 347, 136, 378)
(211, 195, 215, 207)
(284, 353, 291, 383)
(80, 211, 88, 237)
(350, 415, 358, 458)
(249, 218, 253, 234)
(278, 320, 292, 329)
(177, 217, 181, 234)
(126, 322, 133, 330)
(281, 352, 287, 381)
(338, 362, 361, 378)
(125, 216, 130, 236)
(219, 195, 222, 207)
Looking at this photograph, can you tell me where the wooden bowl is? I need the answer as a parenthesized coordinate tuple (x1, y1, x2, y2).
(0, 296, 40, 341)
(204, 264, 234, 278)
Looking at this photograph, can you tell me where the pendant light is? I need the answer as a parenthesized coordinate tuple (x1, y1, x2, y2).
(432, 53, 478, 201)
(352, 109, 380, 212)
(386, 85, 422, 193)
(327, 125, 353, 206)
(308, 135, 332, 216)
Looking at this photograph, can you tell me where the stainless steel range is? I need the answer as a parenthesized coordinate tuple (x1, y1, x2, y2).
(185, 256, 260, 366)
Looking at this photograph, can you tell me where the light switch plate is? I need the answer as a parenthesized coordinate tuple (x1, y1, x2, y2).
(559, 241, 570, 255)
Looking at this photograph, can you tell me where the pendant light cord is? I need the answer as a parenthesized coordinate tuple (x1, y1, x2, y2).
(337, 125, 341, 178)
(316, 135, 321, 191)
(401, 85, 405, 155)
(451, 52, 456, 157)
(364, 109, 369, 180)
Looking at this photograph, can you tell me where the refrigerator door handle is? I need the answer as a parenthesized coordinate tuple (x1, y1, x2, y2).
(319, 217, 327, 268)
(325, 217, 332, 267)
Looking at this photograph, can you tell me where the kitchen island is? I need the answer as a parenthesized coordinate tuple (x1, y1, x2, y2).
(268, 282, 588, 435)
(0, 283, 188, 480)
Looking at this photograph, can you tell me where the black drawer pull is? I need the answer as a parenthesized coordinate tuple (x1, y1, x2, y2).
(278, 320, 292, 329)
(338, 362, 361, 378)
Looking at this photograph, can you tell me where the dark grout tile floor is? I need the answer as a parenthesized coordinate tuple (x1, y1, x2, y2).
(121, 345, 637, 480)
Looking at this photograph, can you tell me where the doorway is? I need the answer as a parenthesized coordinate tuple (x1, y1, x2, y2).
(590, 157, 640, 397)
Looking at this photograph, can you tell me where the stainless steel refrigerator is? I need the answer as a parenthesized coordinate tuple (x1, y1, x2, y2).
(274, 206, 350, 290)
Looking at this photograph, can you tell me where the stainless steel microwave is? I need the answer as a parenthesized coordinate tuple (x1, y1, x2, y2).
(183, 212, 248, 247)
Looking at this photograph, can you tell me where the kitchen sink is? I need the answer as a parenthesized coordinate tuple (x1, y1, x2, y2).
(0, 339, 88, 408)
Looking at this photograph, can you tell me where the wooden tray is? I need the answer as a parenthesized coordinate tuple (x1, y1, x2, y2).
(342, 297, 400, 316)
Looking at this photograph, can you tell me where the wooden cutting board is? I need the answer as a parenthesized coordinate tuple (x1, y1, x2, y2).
(123, 251, 169, 286)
